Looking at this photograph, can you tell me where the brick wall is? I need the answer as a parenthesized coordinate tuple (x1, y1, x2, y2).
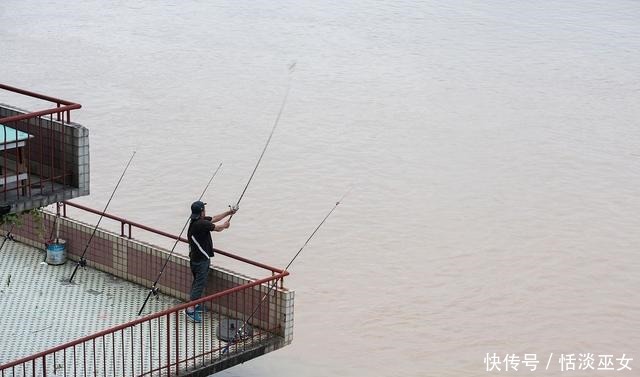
(0, 104, 90, 212)
(0, 105, 89, 191)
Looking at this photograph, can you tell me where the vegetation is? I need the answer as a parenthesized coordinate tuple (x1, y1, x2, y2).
(0, 208, 47, 240)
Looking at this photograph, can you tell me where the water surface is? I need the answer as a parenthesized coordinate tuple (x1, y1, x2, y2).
(1, 1, 639, 376)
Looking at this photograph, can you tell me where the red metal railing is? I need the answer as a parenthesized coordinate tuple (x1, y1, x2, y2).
(0, 202, 290, 376)
(0, 84, 82, 202)
(58, 201, 285, 275)
(0, 83, 81, 124)
(0, 273, 286, 377)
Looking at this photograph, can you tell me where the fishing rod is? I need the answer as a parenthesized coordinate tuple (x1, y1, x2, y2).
(42, 212, 59, 262)
(68, 151, 136, 283)
(0, 223, 15, 288)
(138, 162, 223, 316)
(0, 223, 15, 252)
(228, 83, 292, 222)
(222, 189, 350, 355)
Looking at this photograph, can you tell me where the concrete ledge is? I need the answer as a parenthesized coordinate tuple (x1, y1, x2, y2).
(185, 338, 283, 377)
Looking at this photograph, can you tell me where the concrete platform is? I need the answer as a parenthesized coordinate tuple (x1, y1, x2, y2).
(0, 238, 282, 377)
(0, 238, 181, 364)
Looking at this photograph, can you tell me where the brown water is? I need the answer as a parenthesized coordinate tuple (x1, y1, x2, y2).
(1, 1, 639, 376)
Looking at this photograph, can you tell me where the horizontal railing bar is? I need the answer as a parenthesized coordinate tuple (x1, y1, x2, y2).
(0, 83, 77, 106)
(61, 200, 285, 274)
(0, 83, 81, 124)
(0, 104, 81, 124)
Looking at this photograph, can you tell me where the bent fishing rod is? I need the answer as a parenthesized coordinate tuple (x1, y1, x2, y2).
(69, 151, 136, 283)
(222, 189, 350, 355)
(228, 84, 291, 222)
(138, 162, 223, 316)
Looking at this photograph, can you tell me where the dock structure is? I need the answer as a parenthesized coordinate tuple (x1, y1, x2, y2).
(0, 85, 295, 376)
(0, 201, 295, 377)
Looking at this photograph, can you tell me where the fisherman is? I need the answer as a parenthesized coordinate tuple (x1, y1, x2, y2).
(186, 200, 237, 322)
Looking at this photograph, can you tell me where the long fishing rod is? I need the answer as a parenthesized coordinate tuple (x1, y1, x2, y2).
(222, 189, 350, 355)
(138, 162, 223, 316)
(69, 151, 136, 283)
(228, 84, 291, 222)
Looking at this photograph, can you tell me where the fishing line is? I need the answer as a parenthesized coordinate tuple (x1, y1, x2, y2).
(222, 188, 350, 354)
(228, 69, 294, 221)
(138, 162, 223, 316)
(68, 151, 136, 283)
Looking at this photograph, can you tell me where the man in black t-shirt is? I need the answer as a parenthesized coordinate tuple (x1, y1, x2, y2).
(186, 200, 236, 322)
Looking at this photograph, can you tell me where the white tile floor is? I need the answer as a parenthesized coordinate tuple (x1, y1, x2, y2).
(0, 239, 277, 376)
(0, 239, 180, 364)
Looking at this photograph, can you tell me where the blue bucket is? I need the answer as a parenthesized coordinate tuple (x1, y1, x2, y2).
(46, 240, 67, 265)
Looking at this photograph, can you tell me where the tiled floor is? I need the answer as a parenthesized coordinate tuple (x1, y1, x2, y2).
(0, 239, 181, 364)
(0, 239, 274, 376)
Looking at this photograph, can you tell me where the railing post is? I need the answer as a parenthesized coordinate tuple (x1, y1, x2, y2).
(166, 314, 171, 376)
(175, 311, 180, 375)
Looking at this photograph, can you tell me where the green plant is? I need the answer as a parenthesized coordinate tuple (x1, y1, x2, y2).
(0, 212, 21, 226)
(24, 208, 46, 241)
(0, 208, 46, 239)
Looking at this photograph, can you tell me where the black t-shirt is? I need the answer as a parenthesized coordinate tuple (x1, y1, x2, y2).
(187, 217, 215, 261)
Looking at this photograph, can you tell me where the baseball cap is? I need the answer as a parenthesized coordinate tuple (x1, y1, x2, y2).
(190, 200, 206, 220)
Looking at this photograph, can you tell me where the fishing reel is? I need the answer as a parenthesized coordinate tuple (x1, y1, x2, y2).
(151, 285, 160, 298)
(229, 204, 239, 213)
(78, 257, 87, 269)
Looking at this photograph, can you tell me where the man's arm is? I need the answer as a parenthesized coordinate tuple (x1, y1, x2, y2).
(213, 220, 230, 232)
(209, 208, 236, 223)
